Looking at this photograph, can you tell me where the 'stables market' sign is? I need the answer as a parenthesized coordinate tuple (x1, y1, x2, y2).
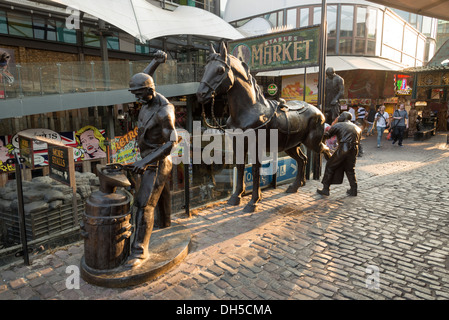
(228, 26, 320, 72)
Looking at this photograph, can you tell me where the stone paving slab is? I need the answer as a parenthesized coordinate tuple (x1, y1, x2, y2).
(1, 133, 449, 300)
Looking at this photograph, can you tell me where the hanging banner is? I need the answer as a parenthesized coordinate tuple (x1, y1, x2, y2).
(228, 26, 320, 72)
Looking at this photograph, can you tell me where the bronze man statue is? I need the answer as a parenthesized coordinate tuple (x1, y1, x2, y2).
(324, 67, 345, 124)
(126, 50, 178, 268)
(317, 111, 361, 197)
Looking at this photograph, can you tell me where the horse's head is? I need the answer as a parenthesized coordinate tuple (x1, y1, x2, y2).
(196, 42, 234, 104)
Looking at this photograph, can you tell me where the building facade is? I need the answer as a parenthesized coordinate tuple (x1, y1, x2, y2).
(223, 0, 437, 117)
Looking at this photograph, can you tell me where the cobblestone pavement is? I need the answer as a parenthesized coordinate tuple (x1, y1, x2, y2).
(1, 133, 449, 300)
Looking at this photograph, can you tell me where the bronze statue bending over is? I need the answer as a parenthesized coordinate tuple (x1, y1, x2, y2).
(324, 67, 345, 125)
(197, 42, 331, 213)
(127, 51, 178, 268)
(317, 111, 362, 197)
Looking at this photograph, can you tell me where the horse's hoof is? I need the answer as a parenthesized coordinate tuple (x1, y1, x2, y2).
(227, 195, 241, 206)
(285, 185, 298, 193)
(243, 203, 257, 213)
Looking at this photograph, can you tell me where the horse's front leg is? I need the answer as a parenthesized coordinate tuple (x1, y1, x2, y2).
(228, 163, 245, 206)
(244, 162, 261, 213)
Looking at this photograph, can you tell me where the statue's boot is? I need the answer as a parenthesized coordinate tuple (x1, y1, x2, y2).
(346, 181, 357, 196)
(126, 207, 153, 268)
(317, 185, 330, 196)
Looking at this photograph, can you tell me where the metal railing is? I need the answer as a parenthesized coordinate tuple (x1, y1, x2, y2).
(0, 60, 205, 99)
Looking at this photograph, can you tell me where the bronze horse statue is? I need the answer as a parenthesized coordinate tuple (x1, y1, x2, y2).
(196, 42, 331, 213)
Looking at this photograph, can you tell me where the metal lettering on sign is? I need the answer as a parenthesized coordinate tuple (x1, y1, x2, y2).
(228, 26, 320, 72)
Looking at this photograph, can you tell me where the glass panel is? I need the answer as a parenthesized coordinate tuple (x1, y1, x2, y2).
(107, 32, 120, 50)
(277, 10, 283, 26)
(7, 12, 33, 37)
(382, 45, 401, 63)
(327, 5, 337, 37)
(356, 7, 366, 37)
(367, 8, 377, 39)
(286, 8, 297, 28)
(416, 37, 425, 61)
(383, 14, 403, 51)
(355, 39, 365, 54)
(327, 38, 336, 54)
(299, 8, 309, 27)
(403, 27, 417, 56)
(83, 26, 100, 47)
(339, 39, 353, 54)
(340, 5, 354, 38)
(0, 10, 8, 34)
(367, 40, 376, 55)
(33, 17, 57, 41)
(422, 17, 432, 35)
(56, 21, 77, 44)
(402, 54, 415, 67)
(313, 7, 321, 25)
(265, 12, 277, 27)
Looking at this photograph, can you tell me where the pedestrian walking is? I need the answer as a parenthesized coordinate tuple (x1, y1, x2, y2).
(375, 105, 389, 148)
(365, 105, 377, 136)
(391, 103, 409, 147)
(356, 105, 366, 131)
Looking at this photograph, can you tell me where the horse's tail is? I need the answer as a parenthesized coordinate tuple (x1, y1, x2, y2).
(303, 104, 330, 158)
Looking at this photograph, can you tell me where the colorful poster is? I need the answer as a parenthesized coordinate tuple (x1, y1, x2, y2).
(281, 73, 318, 104)
(111, 127, 141, 165)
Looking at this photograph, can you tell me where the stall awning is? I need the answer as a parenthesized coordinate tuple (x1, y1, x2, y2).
(51, 0, 243, 42)
(366, 0, 449, 21)
(256, 56, 407, 77)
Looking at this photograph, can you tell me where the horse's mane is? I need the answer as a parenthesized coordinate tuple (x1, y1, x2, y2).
(227, 54, 266, 103)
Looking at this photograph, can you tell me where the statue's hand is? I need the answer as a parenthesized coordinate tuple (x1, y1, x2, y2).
(129, 160, 147, 175)
(154, 50, 167, 63)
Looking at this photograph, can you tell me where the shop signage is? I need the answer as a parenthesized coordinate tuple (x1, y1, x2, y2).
(228, 26, 320, 72)
(18, 135, 34, 169)
(267, 83, 278, 95)
(48, 143, 75, 187)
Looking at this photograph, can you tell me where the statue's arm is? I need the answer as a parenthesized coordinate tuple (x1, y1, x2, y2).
(142, 50, 168, 76)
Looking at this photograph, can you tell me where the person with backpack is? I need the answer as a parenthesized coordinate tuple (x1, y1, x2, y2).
(365, 105, 377, 136)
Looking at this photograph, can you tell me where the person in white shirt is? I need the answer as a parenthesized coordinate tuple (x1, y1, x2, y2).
(375, 105, 389, 148)
(348, 106, 356, 123)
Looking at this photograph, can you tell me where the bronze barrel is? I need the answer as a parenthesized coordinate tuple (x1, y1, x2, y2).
(81, 190, 132, 270)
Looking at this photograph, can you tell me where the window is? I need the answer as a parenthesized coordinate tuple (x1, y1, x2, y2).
(286, 8, 297, 28)
(326, 5, 337, 54)
(7, 12, 33, 37)
(83, 26, 100, 47)
(356, 7, 366, 38)
(313, 7, 321, 25)
(56, 20, 77, 44)
(339, 6, 354, 53)
(33, 17, 57, 41)
(0, 10, 7, 34)
(367, 8, 377, 39)
(340, 6, 354, 38)
(265, 12, 277, 27)
(403, 27, 417, 57)
(299, 8, 309, 27)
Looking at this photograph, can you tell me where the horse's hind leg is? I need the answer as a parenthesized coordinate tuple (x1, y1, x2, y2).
(285, 146, 306, 193)
(244, 162, 261, 213)
(228, 163, 245, 206)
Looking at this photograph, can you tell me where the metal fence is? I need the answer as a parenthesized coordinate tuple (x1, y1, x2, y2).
(1, 60, 205, 99)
